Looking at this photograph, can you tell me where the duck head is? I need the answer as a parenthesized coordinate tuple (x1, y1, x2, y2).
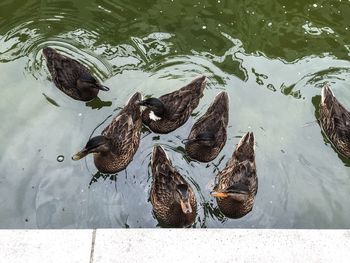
(138, 98, 166, 121)
(72, 136, 111, 160)
(174, 184, 192, 214)
(76, 73, 110, 91)
(211, 183, 250, 202)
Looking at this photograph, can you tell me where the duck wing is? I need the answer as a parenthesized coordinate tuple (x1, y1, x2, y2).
(160, 78, 205, 121)
(151, 146, 185, 204)
(50, 55, 90, 90)
(217, 159, 257, 195)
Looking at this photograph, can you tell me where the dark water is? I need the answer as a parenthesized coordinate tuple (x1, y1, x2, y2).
(1, 0, 350, 228)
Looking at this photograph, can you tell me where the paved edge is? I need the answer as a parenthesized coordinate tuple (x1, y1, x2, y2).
(0, 229, 93, 263)
(94, 229, 350, 263)
(0, 229, 350, 263)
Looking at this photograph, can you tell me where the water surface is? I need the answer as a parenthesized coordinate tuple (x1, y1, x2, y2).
(1, 0, 350, 228)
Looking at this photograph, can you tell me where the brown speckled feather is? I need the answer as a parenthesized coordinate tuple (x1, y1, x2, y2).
(185, 91, 229, 162)
(214, 132, 257, 219)
(150, 146, 197, 227)
(93, 92, 142, 173)
(43, 47, 107, 101)
(142, 76, 206, 133)
(319, 85, 350, 158)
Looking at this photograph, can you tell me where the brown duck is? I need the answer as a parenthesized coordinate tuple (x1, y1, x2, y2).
(211, 132, 257, 219)
(184, 91, 229, 162)
(43, 47, 109, 101)
(72, 92, 142, 173)
(319, 85, 350, 158)
(138, 76, 206, 134)
(150, 145, 197, 227)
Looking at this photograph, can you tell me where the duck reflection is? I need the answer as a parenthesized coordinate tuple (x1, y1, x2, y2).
(85, 97, 112, 110)
(211, 132, 258, 219)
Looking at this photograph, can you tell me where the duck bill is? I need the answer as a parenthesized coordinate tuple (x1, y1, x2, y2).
(211, 189, 249, 198)
(180, 199, 192, 214)
(95, 85, 110, 91)
(210, 191, 229, 198)
(72, 148, 90, 161)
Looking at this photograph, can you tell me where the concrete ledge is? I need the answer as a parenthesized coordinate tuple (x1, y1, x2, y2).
(0, 229, 349, 263)
(0, 230, 93, 263)
(93, 229, 350, 263)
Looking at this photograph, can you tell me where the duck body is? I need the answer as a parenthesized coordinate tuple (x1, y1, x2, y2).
(212, 132, 257, 219)
(185, 91, 229, 162)
(319, 85, 350, 158)
(139, 76, 206, 134)
(150, 145, 197, 227)
(72, 92, 142, 173)
(43, 47, 109, 101)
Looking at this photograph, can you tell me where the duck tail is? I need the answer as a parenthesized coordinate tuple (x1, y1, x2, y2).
(124, 92, 142, 117)
(233, 132, 255, 162)
(188, 75, 207, 95)
(321, 85, 334, 105)
(211, 91, 229, 119)
(152, 145, 170, 165)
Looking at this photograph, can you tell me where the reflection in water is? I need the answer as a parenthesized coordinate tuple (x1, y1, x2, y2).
(42, 93, 60, 107)
(1, 0, 350, 228)
(85, 97, 112, 110)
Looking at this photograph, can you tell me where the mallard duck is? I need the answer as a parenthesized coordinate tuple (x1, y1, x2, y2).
(184, 91, 229, 162)
(43, 47, 109, 101)
(150, 145, 197, 227)
(211, 132, 257, 219)
(138, 76, 207, 134)
(319, 85, 350, 158)
(72, 92, 142, 173)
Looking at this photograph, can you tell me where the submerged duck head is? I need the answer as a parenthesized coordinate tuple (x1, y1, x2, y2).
(138, 98, 166, 120)
(174, 184, 192, 214)
(72, 135, 111, 160)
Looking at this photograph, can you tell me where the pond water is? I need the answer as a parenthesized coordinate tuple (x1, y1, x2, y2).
(1, 0, 350, 228)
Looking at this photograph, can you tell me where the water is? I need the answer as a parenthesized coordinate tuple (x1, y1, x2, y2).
(0, 0, 350, 228)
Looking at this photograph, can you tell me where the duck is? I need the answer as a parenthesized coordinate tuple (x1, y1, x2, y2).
(211, 132, 257, 219)
(183, 91, 229, 162)
(150, 145, 197, 227)
(138, 75, 207, 134)
(319, 85, 350, 158)
(43, 47, 109, 101)
(72, 92, 142, 173)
